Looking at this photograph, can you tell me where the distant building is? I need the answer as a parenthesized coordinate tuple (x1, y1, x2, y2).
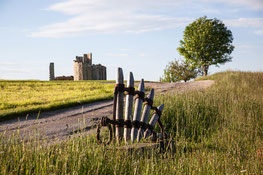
(49, 52, 106, 81)
(73, 53, 107, 81)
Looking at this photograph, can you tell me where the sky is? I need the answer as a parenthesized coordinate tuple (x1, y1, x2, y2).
(0, 0, 262, 81)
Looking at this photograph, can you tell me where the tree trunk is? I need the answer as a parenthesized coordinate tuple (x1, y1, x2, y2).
(202, 65, 209, 76)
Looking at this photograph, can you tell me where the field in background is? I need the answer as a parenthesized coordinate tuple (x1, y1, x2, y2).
(0, 71, 263, 174)
(0, 80, 114, 120)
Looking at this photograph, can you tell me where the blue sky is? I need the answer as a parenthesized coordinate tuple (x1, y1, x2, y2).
(0, 0, 262, 81)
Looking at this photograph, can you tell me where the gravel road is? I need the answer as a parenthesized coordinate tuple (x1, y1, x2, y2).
(0, 80, 214, 142)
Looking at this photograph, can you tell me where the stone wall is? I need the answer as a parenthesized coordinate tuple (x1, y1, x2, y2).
(55, 76, 74, 80)
(86, 65, 93, 80)
(92, 65, 99, 80)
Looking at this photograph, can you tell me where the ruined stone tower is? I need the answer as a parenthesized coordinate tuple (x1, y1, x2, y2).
(73, 53, 106, 81)
(49, 62, 55, 81)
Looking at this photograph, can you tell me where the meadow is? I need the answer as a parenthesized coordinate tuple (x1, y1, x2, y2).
(0, 80, 114, 121)
(0, 71, 262, 174)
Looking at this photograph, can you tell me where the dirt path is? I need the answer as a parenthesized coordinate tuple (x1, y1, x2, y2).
(0, 80, 214, 142)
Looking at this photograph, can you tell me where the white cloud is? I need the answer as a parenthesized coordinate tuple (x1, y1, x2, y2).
(202, 0, 263, 10)
(31, 0, 263, 38)
(254, 30, 263, 35)
(0, 61, 17, 66)
(0, 61, 45, 73)
(31, 0, 191, 38)
(47, 0, 184, 15)
(200, 9, 221, 15)
(31, 14, 191, 37)
(224, 18, 263, 28)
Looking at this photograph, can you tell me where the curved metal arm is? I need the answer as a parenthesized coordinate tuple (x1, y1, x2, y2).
(96, 117, 113, 145)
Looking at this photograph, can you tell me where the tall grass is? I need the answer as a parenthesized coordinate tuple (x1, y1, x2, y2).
(0, 71, 262, 174)
(0, 81, 114, 120)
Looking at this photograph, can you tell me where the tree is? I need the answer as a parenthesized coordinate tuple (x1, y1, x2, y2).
(160, 59, 200, 82)
(177, 16, 234, 76)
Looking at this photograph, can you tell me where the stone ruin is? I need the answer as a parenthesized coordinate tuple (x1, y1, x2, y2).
(49, 62, 73, 81)
(73, 53, 107, 81)
(55, 76, 74, 80)
(49, 62, 55, 81)
(49, 52, 107, 81)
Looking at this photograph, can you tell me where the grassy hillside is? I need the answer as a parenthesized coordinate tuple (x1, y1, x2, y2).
(0, 80, 114, 120)
(0, 71, 262, 174)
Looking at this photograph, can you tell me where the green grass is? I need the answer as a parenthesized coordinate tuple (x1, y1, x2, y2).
(0, 80, 114, 121)
(0, 71, 263, 174)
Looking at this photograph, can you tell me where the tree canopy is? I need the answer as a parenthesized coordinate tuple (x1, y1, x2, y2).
(177, 16, 234, 76)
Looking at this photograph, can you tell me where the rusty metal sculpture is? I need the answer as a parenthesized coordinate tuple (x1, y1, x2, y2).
(96, 68, 170, 150)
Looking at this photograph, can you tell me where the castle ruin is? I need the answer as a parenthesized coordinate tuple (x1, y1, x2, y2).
(73, 53, 107, 81)
(49, 52, 106, 81)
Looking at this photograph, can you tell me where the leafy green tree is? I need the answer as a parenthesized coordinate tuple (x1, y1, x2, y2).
(177, 16, 234, 76)
(160, 59, 199, 82)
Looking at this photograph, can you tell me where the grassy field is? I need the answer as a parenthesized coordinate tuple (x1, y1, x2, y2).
(0, 71, 263, 174)
(0, 80, 114, 121)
